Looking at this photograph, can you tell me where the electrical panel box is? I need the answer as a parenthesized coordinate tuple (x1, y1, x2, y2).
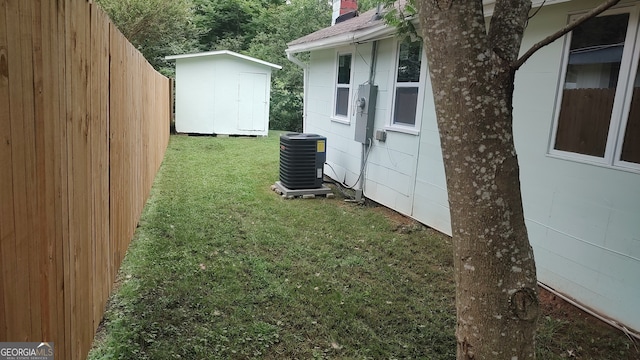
(354, 84, 378, 144)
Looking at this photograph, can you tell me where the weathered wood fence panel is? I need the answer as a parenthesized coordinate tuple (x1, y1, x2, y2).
(0, 0, 170, 359)
(555, 88, 616, 157)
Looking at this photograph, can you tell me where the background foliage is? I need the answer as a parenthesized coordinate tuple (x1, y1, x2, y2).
(96, 0, 333, 131)
(96, 0, 200, 76)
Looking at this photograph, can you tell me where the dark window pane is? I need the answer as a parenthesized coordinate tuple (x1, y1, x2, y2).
(336, 87, 349, 116)
(337, 54, 351, 84)
(621, 66, 640, 164)
(397, 41, 421, 83)
(555, 13, 628, 156)
(570, 14, 628, 51)
(393, 87, 418, 125)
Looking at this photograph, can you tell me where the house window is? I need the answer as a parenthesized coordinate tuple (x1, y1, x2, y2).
(552, 7, 640, 169)
(334, 53, 352, 118)
(391, 40, 423, 129)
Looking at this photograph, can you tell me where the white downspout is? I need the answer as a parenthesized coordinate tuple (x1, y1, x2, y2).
(286, 51, 309, 132)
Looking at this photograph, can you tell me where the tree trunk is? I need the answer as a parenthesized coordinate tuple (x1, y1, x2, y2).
(416, 1, 538, 359)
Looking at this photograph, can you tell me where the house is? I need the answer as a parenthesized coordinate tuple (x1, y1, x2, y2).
(166, 50, 281, 136)
(286, 0, 640, 334)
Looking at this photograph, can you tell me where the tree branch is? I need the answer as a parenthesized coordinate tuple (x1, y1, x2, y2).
(514, 0, 621, 70)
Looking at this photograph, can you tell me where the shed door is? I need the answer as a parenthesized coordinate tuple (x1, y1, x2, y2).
(238, 72, 267, 131)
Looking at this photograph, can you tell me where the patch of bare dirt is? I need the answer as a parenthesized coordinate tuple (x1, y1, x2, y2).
(538, 287, 639, 359)
(539, 287, 590, 323)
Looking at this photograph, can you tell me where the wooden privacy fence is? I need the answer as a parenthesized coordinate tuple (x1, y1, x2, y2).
(0, 0, 170, 359)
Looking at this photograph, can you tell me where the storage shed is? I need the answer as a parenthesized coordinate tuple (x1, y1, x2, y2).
(165, 50, 282, 136)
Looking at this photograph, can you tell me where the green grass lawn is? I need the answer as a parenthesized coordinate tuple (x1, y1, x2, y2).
(89, 133, 637, 360)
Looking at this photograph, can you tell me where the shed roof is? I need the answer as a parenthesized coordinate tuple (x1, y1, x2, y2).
(286, 0, 571, 54)
(165, 50, 282, 70)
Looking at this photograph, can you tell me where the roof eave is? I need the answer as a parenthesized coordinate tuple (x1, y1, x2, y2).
(484, 0, 571, 16)
(286, 23, 395, 54)
(286, 0, 573, 54)
(165, 50, 282, 70)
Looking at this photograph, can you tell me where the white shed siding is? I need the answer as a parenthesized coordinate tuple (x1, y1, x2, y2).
(170, 51, 277, 136)
(239, 73, 268, 131)
(211, 57, 273, 136)
(175, 57, 216, 134)
(514, 0, 640, 330)
(213, 57, 240, 134)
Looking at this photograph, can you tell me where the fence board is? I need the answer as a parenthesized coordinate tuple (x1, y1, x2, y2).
(31, 0, 51, 342)
(67, 1, 86, 356)
(38, 0, 60, 344)
(556, 88, 615, 157)
(109, 23, 124, 277)
(72, 2, 93, 357)
(0, 0, 170, 358)
(0, 0, 12, 343)
(6, 0, 33, 340)
(52, 0, 67, 353)
(23, 0, 42, 339)
(90, 2, 111, 331)
(62, 0, 73, 356)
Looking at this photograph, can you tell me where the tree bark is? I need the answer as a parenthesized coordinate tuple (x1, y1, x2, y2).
(415, 0, 538, 359)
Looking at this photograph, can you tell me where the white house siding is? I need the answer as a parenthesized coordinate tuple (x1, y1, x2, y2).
(365, 133, 419, 216)
(306, 39, 441, 219)
(305, 39, 453, 236)
(302, 0, 639, 332)
(514, 0, 640, 330)
(306, 48, 363, 187)
(411, 82, 451, 235)
(364, 39, 421, 217)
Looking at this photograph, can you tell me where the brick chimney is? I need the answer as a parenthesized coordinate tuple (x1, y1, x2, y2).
(332, 0, 358, 25)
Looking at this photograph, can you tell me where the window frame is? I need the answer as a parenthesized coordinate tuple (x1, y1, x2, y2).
(385, 39, 427, 135)
(614, 11, 640, 170)
(332, 49, 355, 123)
(549, 5, 640, 172)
